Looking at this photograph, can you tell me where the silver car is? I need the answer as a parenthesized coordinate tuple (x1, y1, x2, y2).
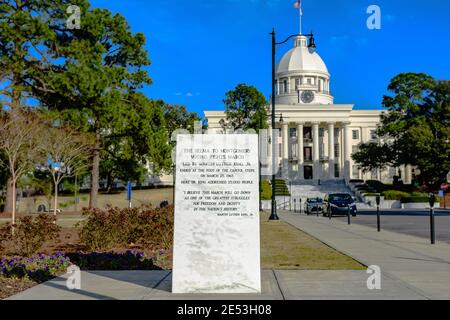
(304, 198, 324, 215)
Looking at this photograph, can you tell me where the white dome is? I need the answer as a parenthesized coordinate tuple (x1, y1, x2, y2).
(275, 35, 333, 105)
(277, 47, 328, 75)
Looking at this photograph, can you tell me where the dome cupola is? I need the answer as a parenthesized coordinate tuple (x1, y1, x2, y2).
(275, 35, 333, 105)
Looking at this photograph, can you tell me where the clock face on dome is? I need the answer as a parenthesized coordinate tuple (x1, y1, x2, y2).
(301, 90, 315, 104)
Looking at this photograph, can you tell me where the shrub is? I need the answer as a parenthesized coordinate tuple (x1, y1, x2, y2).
(383, 190, 410, 201)
(274, 179, 290, 196)
(0, 253, 71, 283)
(411, 192, 428, 198)
(261, 181, 272, 200)
(349, 179, 364, 184)
(78, 206, 174, 252)
(401, 196, 439, 203)
(363, 193, 379, 197)
(66, 251, 160, 271)
(366, 180, 387, 192)
(0, 226, 8, 254)
(0, 214, 61, 257)
(401, 197, 429, 204)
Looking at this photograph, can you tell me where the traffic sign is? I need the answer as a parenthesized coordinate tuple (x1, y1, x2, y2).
(438, 190, 444, 198)
(127, 181, 132, 201)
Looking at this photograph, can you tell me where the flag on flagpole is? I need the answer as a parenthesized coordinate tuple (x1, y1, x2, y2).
(294, 0, 302, 16)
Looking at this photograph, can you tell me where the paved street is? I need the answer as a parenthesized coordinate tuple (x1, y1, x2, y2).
(349, 209, 450, 244)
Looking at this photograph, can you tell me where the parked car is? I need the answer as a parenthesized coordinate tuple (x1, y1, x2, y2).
(323, 193, 357, 217)
(304, 198, 323, 215)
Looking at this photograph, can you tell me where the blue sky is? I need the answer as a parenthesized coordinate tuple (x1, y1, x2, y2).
(91, 0, 450, 115)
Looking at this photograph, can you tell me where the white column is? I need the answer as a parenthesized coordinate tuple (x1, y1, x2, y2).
(282, 122, 289, 178)
(282, 122, 289, 160)
(343, 122, 351, 182)
(297, 123, 304, 180)
(276, 79, 280, 95)
(268, 124, 273, 169)
(288, 78, 291, 94)
(405, 165, 413, 184)
(313, 123, 321, 180)
(328, 123, 335, 180)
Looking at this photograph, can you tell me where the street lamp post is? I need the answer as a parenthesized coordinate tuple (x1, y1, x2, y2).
(259, 110, 263, 212)
(269, 29, 278, 221)
(376, 194, 381, 232)
(269, 29, 316, 221)
(429, 193, 436, 245)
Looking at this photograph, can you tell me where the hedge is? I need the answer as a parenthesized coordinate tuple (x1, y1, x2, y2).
(401, 196, 439, 204)
(349, 179, 364, 184)
(261, 181, 272, 200)
(383, 190, 410, 201)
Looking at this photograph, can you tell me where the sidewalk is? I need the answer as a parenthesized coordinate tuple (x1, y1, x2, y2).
(6, 269, 424, 300)
(279, 211, 450, 300)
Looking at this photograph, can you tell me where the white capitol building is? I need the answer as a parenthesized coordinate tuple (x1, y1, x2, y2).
(205, 34, 414, 185)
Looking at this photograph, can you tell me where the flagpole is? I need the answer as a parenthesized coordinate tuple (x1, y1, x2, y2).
(299, 3, 302, 35)
(295, 1, 303, 35)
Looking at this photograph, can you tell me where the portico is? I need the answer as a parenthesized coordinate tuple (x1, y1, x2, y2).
(274, 114, 353, 182)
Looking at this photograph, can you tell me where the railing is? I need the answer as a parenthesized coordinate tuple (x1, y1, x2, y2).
(277, 198, 292, 211)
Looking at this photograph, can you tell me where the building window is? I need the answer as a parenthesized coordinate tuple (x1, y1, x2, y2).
(284, 80, 288, 93)
(352, 165, 360, 179)
(290, 128, 297, 138)
(319, 128, 325, 137)
(295, 78, 301, 87)
(352, 130, 360, 140)
(334, 128, 340, 137)
(389, 167, 397, 179)
(371, 169, 378, 180)
(370, 130, 377, 140)
(334, 144, 340, 158)
(304, 127, 312, 140)
(334, 164, 340, 178)
(319, 144, 325, 159)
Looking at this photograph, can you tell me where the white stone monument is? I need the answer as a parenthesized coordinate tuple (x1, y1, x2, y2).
(172, 134, 261, 294)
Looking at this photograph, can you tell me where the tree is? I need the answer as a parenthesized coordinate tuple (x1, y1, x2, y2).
(352, 73, 450, 188)
(99, 98, 172, 192)
(0, 152, 7, 190)
(162, 102, 202, 137)
(39, 125, 93, 216)
(0, 110, 44, 228)
(20, 171, 54, 213)
(0, 0, 71, 212)
(35, 4, 171, 208)
(222, 84, 268, 131)
(0, 152, 8, 212)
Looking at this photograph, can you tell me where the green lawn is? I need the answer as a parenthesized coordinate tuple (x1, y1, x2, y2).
(15, 188, 174, 214)
(260, 212, 365, 270)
